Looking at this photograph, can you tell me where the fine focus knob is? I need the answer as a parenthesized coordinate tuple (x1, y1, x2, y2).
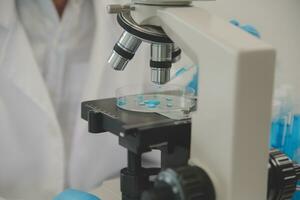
(142, 166, 215, 200)
(268, 149, 300, 200)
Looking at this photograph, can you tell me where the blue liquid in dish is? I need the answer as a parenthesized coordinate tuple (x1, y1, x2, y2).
(144, 99, 161, 109)
(117, 94, 195, 115)
(144, 99, 160, 106)
(166, 97, 173, 101)
(147, 103, 158, 109)
(117, 97, 127, 106)
(167, 103, 173, 108)
(137, 95, 144, 102)
(139, 102, 145, 106)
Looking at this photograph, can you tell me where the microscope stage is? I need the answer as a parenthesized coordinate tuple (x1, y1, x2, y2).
(82, 98, 191, 154)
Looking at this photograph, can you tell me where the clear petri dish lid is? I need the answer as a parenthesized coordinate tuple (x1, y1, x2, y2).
(116, 84, 196, 115)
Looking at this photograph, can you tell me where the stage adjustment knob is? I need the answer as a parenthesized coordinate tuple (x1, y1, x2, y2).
(142, 166, 215, 200)
(268, 149, 300, 200)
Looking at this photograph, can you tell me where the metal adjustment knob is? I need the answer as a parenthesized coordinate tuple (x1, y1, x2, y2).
(106, 4, 134, 14)
(268, 149, 300, 200)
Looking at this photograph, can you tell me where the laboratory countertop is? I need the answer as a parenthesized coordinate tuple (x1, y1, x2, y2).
(91, 179, 121, 200)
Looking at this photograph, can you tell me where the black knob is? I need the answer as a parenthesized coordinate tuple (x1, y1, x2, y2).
(141, 182, 175, 200)
(142, 166, 215, 200)
(175, 166, 215, 200)
(268, 149, 300, 200)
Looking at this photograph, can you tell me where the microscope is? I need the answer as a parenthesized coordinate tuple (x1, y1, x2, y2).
(81, 0, 300, 199)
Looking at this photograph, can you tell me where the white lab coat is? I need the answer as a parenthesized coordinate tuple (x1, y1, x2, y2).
(0, 0, 150, 199)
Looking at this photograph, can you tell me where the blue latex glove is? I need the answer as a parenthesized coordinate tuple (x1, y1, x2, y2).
(53, 189, 101, 200)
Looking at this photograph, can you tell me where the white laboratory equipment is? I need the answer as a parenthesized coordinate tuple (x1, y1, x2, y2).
(82, 0, 300, 199)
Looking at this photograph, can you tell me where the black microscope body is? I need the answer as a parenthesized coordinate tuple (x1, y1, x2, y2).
(82, 98, 300, 200)
(82, 98, 191, 200)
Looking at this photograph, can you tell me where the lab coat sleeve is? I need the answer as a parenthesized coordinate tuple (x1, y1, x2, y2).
(0, 96, 22, 200)
(0, 98, 10, 200)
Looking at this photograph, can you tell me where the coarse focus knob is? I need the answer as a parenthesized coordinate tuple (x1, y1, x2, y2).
(268, 149, 300, 200)
(141, 166, 215, 200)
(175, 166, 215, 200)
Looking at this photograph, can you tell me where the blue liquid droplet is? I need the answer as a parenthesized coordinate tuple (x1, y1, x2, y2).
(144, 99, 160, 105)
(118, 101, 126, 106)
(117, 97, 126, 106)
(166, 97, 173, 101)
(167, 103, 173, 108)
(137, 95, 144, 102)
(147, 103, 157, 109)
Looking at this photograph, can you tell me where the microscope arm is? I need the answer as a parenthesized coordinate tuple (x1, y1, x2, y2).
(157, 7, 276, 200)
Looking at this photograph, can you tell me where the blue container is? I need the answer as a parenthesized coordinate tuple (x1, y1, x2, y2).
(292, 186, 300, 200)
(291, 115, 300, 199)
(271, 114, 300, 199)
(270, 118, 288, 149)
(292, 182, 300, 200)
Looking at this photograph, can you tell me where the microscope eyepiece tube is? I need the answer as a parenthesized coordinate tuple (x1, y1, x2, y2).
(108, 31, 142, 71)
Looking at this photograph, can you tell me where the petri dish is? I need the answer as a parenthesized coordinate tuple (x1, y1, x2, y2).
(116, 84, 196, 116)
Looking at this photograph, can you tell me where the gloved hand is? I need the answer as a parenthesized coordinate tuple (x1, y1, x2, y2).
(53, 189, 101, 200)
